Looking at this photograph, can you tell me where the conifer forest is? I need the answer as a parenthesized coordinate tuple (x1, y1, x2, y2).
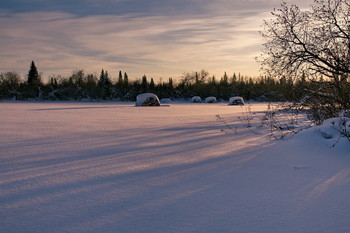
(0, 61, 330, 103)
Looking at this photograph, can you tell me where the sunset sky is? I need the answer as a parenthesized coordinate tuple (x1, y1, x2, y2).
(0, 0, 312, 81)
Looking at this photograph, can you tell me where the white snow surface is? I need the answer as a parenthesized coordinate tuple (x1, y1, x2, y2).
(1, 102, 349, 233)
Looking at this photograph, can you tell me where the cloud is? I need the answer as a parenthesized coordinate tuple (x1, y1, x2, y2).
(0, 0, 314, 80)
(0, 11, 267, 79)
(0, 0, 205, 16)
(1, 0, 313, 16)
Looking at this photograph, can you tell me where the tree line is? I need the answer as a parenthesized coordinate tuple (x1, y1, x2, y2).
(1, 61, 318, 102)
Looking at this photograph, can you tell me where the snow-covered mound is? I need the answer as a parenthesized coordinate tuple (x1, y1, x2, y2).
(192, 96, 201, 103)
(135, 93, 160, 106)
(205, 96, 217, 103)
(228, 96, 244, 105)
(317, 117, 350, 143)
(160, 98, 172, 104)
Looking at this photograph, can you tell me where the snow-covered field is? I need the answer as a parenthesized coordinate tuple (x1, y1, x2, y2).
(1, 102, 349, 233)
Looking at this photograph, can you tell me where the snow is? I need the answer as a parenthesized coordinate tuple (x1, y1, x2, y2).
(191, 96, 201, 103)
(318, 118, 350, 143)
(228, 96, 245, 105)
(160, 98, 172, 104)
(205, 96, 217, 103)
(0, 102, 349, 233)
(135, 93, 160, 106)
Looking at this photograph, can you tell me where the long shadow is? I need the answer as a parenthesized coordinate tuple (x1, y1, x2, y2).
(32, 103, 174, 111)
(0, 144, 256, 206)
(0, 127, 230, 176)
(33, 106, 110, 111)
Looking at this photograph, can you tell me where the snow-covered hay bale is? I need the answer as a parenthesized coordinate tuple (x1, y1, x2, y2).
(192, 96, 201, 103)
(160, 98, 172, 104)
(228, 96, 245, 105)
(205, 96, 217, 103)
(135, 93, 160, 106)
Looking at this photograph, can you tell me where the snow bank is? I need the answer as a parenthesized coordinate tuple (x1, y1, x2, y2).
(205, 96, 217, 103)
(135, 93, 160, 106)
(228, 96, 245, 105)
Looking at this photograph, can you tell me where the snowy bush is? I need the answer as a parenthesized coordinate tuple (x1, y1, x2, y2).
(135, 93, 160, 106)
(228, 96, 245, 105)
(238, 104, 253, 128)
(205, 96, 217, 103)
(260, 103, 312, 140)
(192, 96, 201, 103)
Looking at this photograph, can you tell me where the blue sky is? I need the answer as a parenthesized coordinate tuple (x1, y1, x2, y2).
(0, 0, 312, 81)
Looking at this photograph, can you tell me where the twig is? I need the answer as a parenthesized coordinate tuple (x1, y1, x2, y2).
(216, 115, 237, 134)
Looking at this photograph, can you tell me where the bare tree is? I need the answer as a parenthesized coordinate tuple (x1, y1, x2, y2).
(181, 69, 210, 85)
(0, 71, 21, 99)
(260, 0, 350, 118)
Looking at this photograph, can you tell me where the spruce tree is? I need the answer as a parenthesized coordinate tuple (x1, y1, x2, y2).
(141, 75, 148, 92)
(117, 70, 123, 86)
(26, 61, 41, 98)
(98, 69, 106, 87)
(168, 78, 173, 89)
(98, 69, 112, 99)
(123, 72, 128, 86)
(149, 78, 155, 90)
(232, 73, 237, 84)
(27, 61, 40, 85)
(221, 72, 228, 84)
